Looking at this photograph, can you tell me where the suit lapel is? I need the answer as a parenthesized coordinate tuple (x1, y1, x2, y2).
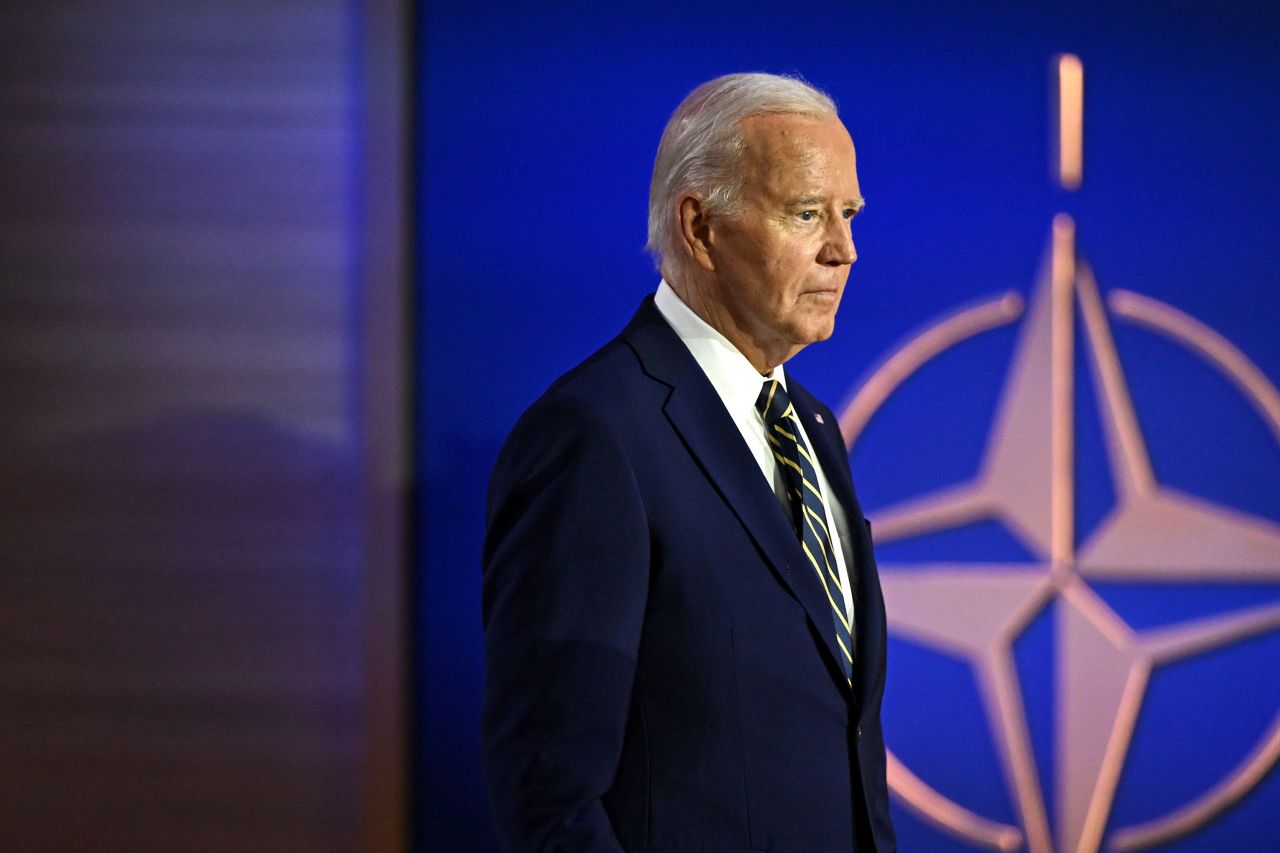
(622, 299, 851, 690)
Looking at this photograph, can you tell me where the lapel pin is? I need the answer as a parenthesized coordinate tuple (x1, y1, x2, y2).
(814, 413, 825, 424)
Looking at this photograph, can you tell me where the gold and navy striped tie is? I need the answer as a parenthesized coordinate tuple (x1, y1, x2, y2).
(756, 379, 854, 685)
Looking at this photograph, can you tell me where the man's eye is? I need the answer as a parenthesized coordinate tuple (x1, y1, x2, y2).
(842, 208, 856, 220)
(798, 210, 817, 222)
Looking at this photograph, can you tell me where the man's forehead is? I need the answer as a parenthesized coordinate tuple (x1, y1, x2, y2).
(740, 112, 852, 144)
(739, 113, 859, 193)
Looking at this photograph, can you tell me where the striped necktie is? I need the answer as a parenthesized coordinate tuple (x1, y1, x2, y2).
(756, 379, 854, 685)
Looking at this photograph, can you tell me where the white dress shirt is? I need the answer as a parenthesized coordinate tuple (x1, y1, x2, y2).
(654, 280, 856, 623)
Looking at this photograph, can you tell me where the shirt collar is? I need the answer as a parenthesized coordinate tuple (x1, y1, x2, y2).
(654, 279, 785, 419)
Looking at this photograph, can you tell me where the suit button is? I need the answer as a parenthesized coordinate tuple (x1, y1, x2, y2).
(855, 726, 862, 743)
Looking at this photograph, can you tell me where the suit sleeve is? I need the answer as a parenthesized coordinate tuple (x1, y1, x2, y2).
(481, 394, 649, 852)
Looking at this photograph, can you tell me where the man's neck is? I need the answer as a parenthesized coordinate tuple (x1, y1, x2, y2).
(665, 276, 794, 375)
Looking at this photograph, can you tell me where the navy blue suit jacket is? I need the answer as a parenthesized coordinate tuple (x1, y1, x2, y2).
(482, 297, 895, 852)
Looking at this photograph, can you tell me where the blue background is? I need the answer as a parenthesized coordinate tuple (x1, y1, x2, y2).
(417, 2, 1280, 849)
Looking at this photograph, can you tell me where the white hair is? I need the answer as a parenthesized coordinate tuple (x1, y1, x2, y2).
(645, 72, 838, 277)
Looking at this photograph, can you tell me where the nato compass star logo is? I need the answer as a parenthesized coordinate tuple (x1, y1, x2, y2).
(838, 56, 1280, 852)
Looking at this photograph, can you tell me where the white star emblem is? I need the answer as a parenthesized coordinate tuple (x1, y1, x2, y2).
(840, 215, 1280, 852)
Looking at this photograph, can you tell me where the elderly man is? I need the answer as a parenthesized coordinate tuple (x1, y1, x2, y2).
(482, 72, 895, 852)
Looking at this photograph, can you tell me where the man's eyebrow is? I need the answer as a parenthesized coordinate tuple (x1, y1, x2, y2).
(786, 195, 867, 211)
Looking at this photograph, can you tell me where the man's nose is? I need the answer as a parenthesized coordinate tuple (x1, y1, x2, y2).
(819, 219, 856, 267)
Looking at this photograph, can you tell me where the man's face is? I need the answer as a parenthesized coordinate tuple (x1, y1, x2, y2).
(704, 113, 861, 368)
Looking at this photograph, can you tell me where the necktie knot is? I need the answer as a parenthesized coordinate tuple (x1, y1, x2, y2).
(755, 379, 793, 426)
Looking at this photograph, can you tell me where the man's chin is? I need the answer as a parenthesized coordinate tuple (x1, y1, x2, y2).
(804, 312, 839, 343)
(790, 323, 836, 349)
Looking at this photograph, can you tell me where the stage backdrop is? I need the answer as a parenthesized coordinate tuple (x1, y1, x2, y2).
(418, 2, 1280, 850)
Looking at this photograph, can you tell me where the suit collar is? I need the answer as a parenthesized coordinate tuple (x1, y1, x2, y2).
(619, 295, 689, 387)
(622, 297, 854, 696)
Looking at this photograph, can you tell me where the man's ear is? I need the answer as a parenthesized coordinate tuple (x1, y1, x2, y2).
(677, 194, 716, 272)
